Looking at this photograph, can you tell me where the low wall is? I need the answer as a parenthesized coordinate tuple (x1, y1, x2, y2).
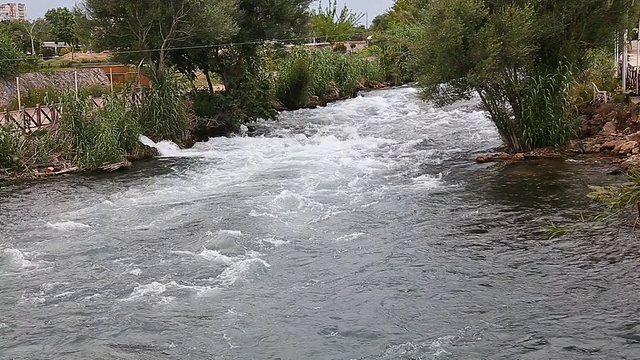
(0, 68, 110, 108)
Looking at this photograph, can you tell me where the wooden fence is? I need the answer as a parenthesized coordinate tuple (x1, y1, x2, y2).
(1, 92, 143, 133)
(1, 105, 61, 133)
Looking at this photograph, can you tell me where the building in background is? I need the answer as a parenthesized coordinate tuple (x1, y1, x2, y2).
(0, 3, 26, 21)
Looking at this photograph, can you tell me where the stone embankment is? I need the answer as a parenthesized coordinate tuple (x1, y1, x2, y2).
(476, 101, 640, 171)
(0, 68, 110, 107)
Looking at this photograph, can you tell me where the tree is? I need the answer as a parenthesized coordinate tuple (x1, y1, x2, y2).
(0, 20, 30, 54)
(0, 31, 25, 78)
(310, 0, 364, 42)
(413, 0, 638, 153)
(371, 13, 391, 31)
(45, 7, 78, 58)
(82, 0, 237, 76)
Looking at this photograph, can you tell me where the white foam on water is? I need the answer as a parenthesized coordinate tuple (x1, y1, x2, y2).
(52, 291, 76, 299)
(215, 258, 271, 286)
(121, 282, 167, 302)
(335, 233, 366, 242)
(169, 281, 221, 297)
(198, 249, 238, 265)
(2, 249, 34, 270)
(217, 230, 244, 237)
(139, 135, 184, 157)
(46, 221, 90, 231)
(260, 238, 290, 248)
(129, 268, 142, 276)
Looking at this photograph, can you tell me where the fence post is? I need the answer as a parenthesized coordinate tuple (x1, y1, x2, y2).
(16, 77, 21, 110)
(74, 71, 79, 100)
(21, 106, 27, 133)
(110, 68, 114, 93)
(36, 104, 41, 128)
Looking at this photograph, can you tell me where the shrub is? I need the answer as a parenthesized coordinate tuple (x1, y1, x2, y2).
(275, 57, 312, 109)
(275, 49, 385, 100)
(137, 71, 189, 143)
(56, 92, 130, 170)
(0, 124, 21, 170)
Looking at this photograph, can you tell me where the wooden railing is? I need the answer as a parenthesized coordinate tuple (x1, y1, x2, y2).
(1, 91, 143, 133)
(1, 105, 61, 133)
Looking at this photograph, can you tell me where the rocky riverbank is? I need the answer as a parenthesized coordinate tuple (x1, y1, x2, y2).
(476, 101, 640, 172)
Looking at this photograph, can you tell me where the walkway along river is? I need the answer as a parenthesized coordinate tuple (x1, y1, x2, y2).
(1, 87, 640, 359)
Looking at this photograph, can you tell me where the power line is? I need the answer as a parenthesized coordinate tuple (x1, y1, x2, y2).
(0, 31, 371, 63)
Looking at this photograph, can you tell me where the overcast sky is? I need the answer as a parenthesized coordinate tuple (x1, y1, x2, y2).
(27, 0, 394, 25)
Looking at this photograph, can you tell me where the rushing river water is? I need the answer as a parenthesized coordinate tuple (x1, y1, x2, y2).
(2, 87, 640, 359)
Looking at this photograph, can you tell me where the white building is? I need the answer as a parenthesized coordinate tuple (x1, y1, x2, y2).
(0, 3, 26, 21)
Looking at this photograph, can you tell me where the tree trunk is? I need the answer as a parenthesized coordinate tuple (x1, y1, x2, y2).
(205, 71, 214, 95)
(158, 48, 166, 76)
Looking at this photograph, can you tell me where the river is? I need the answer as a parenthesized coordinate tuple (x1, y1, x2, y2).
(2, 87, 640, 359)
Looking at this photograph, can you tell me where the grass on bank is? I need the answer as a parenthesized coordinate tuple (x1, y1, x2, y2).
(273, 49, 385, 109)
(0, 73, 189, 175)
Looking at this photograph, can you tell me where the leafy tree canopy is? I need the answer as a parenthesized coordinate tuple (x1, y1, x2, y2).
(45, 7, 78, 48)
(0, 31, 25, 78)
(413, 0, 639, 152)
(310, 0, 364, 42)
(82, 0, 238, 73)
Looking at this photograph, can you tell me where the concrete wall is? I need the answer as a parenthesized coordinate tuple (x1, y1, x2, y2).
(0, 68, 110, 108)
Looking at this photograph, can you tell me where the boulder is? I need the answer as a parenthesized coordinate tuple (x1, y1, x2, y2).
(621, 154, 640, 170)
(626, 131, 640, 142)
(601, 139, 623, 151)
(614, 140, 639, 155)
(601, 121, 617, 135)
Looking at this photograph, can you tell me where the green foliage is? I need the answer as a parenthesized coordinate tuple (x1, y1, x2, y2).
(276, 57, 312, 109)
(483, 68, 579, 152)
(0, 124, 21, 170)
(588, 172, 640, 223)
(55, 91, 142, 170)
(5, 85, 111, 111)
(84, 0, 238, 74)
(412, 0, 635, 153)
(542, 223, 575, 239)
(276, 49, 384, 102)
(137, 72, 189, 143)
(311, 0, 364, 43)
(0, 31, 25, 78)
(45, 8, 78, 50)
(372, 22, 420, 85)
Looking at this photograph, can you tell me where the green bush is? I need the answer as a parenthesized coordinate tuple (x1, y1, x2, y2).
(137, 71, 189, 143)
(193, 68, 278, 133)
(486, 69, 579, 152)
(275, 57, 312, 109)
(275, 49, 385, 100)
(0, 124, 21, 170)
(56, 92, 132, 170)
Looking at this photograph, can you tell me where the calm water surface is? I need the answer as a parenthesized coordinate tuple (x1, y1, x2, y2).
(2, 87, 640, 359)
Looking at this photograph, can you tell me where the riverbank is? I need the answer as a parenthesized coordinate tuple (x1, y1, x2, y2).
(476, 100, 640, 172)
(0, 82, 393, 184)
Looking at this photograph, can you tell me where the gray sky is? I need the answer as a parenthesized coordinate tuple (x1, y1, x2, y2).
(27, 0, 394, 24)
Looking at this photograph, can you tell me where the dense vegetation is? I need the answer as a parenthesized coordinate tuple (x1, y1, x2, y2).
(2, 0, 638, 180)
(407, 0, 637, 153)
